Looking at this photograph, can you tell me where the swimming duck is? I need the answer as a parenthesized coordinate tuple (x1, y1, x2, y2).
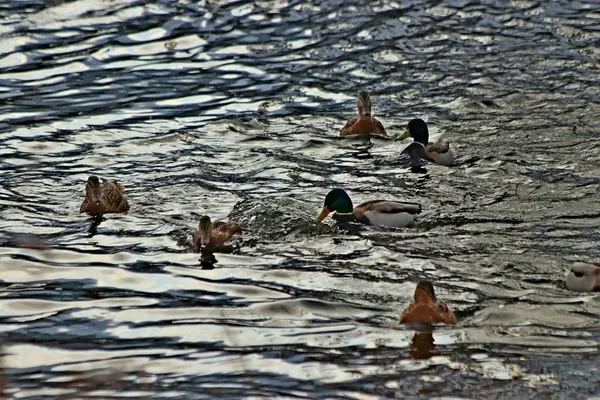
(316, 188, 421, 228)
(397, 118, 455, 166)
(565, 262, 600, 292)
(340, 91, 387, 136)
(79, 175, 130, 214)
(400, 281, 456, 325)
(194, 215, 242, 252)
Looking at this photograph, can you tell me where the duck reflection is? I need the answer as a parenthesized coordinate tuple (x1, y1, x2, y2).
(410, 327, 435, 360)
(87, 214, 104, 237)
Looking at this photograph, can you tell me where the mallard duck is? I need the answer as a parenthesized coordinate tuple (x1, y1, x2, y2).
(397, 118, 455, 166)
(400, 281, 456, 325)
(316, 188, 421, 228)
(340, 91, 387, 136)
(565, 262, 600, 292)
(79, 175, 130, 214)
(194, 215, 242, 252)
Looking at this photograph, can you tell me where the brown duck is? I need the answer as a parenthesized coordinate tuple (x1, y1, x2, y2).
(400, 281, 456, 325)
(194, 215, 242, 252)
(340, 91, 387, 136)
(80, 176, 130, 214)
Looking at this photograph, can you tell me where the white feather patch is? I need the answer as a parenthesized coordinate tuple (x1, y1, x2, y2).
(430, 148, 455, 166)
(363, 210, 418, 228)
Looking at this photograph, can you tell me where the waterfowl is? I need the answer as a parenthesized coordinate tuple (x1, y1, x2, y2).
(400, 281, 456, 325)
(194, 215, 242, 252)
(79, 175, 130, 214)
(397, 118, 455, 166)
(565, 262, 600, 292)
(340, 91, 387, 136)
(316, 188, 421, 228)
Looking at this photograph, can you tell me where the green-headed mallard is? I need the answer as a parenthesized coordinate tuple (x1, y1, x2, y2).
(316, 188, 421, 228)
(194, 215, 242, 252)
(566, 262, 600, 292)
(80, 175, 130, 214)
(400, 281, 456, 325)
(340, 91, 387, 136)
(397, 118, 455, 166)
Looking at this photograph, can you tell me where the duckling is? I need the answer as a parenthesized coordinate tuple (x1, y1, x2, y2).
(565, 262, 600, 292)
(194, 215, 242, 252)
(397, 118, 455, 166)
(316, 188, 421, 228)
(340, 91, 387, 136)
(79, 175, 130, 214)
(400, 281, 456, 325)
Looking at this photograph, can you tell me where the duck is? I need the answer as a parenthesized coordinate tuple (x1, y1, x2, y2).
(340, 91, 387, 136)
(396, 118, 455, 166)
(316, 188, 421, 228)
(400, 281, 456, 325)
(565, 262, 600, 292)
(79, 175, 130, 214)
(194, 215, 242, 252)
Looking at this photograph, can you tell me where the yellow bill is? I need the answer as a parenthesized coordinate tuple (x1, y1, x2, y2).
(396, 129, 411, 141)
(316, 206, 331, 222)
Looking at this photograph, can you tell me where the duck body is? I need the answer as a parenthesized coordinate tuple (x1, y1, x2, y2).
(398, 119, 455, 166)
(316, 189, 421, 228)
(400, 281, 456, 325)
(340, 91, 387, 136)
(80, 176, 130, 214)
(194, 215, 242, 252)
(565, 262, 600, 292)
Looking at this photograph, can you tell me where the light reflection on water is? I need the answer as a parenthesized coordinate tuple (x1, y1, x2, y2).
(1, 0, 600, 398)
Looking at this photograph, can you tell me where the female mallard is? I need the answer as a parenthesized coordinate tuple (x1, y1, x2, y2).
(316, 188, 421, 228)
(400, 281, 456, 325)
(565, 262, 600, 292)
(340, 91, 387, 136)
(79, 175, 130, 214)
(397, 118, 455, 166)
(194, 215, 242, 252)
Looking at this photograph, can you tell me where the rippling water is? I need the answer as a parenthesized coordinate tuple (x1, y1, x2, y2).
(1, 0, 600, 398)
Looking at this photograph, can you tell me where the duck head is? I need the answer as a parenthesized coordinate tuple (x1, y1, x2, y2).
(85, 176, 102, 205)
(414, 281, 437, 304)
(398, 118, 429, 145)
(316, 189, 354, 222)
(357, 91, 372, 117)
(198, 215, 212, 246)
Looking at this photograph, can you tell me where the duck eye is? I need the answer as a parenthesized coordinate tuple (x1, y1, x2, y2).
(573, 270, 584, 278)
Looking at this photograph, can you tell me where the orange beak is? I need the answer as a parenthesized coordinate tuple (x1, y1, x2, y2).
(316, 206, 331, 222)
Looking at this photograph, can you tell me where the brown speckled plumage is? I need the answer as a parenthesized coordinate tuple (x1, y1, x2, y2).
(80, 176, 130, 214)
(194, 215, 242, 252)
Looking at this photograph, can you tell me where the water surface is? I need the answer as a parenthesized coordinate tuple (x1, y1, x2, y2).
(1, 0, 600, 398)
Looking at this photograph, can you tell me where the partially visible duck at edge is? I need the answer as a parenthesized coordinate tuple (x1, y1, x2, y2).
(397, 118, 455, 166)
(340, 91, 387, 137)
(400, 281, 456, 325)
(316, 188, 421, 228)
(194, 215, 242, 252)
(566, 262, 600, 292)
(80, 175, 130, 214)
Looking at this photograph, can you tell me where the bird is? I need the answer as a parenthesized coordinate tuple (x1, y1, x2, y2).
(340, 91, 387, 136)
(194, 215, 242, 252)
(396, 118, 455, 166)
(79, 175, 130, 214)
(315, 188, 421, 228)
(400, 281, 456, 325)
(565, 262, 600, 292)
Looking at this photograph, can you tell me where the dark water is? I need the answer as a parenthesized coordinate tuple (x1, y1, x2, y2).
(1, 0, 600, 398)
